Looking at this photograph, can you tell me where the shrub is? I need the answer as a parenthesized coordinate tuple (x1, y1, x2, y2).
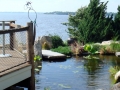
(92, 44, 101, 52)
(99, 45, 115, 55)
(49, 34, 64, 48)
(109, 66, 120, 77)
(51, 46, 72, 56)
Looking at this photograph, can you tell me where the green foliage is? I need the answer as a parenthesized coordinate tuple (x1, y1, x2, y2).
(113, 6, 120, 40)
(110, 42, 120, 52)
(34, 55, 41, 62)
(65, 0, 115, 43)
(99, 45, 109, 54)
(109, 66, 120, 77)
(84, 44, 97, 54)
(92, 44, 101, 52)
(49, 34, 64, 48)
(83, 44, 99, 59)
(51, 46, 72, 56)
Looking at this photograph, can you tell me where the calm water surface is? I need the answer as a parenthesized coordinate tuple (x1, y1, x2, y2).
(35, 55, 120, 90)
(0, 12, 69, 40)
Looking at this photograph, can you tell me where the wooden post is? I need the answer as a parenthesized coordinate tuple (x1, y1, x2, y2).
(9, 21, 15, 50)
(27, 22, 35, 90)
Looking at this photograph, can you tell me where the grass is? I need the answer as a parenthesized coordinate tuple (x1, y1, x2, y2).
(51, 46, 72, 56)
(109, 66, 120, 77)
(110, 42, 120, 52)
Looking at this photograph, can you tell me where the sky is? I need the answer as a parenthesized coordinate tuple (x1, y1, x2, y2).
(0, 0, 119, 12)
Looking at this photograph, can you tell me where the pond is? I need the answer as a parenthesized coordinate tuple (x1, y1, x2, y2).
(35, 55, 120, 90)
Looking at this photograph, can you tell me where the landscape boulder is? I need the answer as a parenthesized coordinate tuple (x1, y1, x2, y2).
(111, 71, 120, 90)
(38, 36, 52, 49)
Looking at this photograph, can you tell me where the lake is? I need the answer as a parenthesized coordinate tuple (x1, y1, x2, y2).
(0, 12, 69, 40)
(35, 55, 120, 90)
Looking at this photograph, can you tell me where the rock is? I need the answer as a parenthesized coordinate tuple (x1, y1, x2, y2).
(115, 71, 120, 82)
(111, 71, 120, 90)
(39, 36, 52, 49)
(101, 40, 113, 45)
(34, 39, 42, 58)
(101, 40, 119, 45)
(111, 82, 120, 90)
(67, 38, 77, 45)
(116, 52, 120, 57)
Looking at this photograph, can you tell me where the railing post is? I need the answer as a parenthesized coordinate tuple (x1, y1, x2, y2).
(9, 21, 15, 50)
(27, 22, 35, 90)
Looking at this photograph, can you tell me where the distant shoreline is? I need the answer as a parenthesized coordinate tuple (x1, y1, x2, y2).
(44, 11, 76, 15)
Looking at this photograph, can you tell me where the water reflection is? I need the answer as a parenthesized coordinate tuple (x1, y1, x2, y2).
(35, 55, 120, 90)
(84, 59, 104, 75)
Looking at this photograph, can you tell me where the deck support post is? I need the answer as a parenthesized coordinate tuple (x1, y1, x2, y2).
(27, 22, 35, 90)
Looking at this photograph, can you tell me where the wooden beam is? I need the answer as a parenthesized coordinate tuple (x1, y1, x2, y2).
(0, 20, 15, 22)
(0, 27, 29, 34)
(0, 21, 15, 26)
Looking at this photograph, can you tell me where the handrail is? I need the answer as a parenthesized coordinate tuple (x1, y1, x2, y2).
(10, 23, 24, 28)
(0, 26, 29, 34)
(0, 23, 10, 26)
(0, 20, 15, 26)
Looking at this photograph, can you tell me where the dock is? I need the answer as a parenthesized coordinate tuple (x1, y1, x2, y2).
(0, 21, 35, 90)
(42, 50, 66, 59)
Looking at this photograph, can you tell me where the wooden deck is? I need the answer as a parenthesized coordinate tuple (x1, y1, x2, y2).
(0, 50, 30, 77)
(0, 21, 35, 89)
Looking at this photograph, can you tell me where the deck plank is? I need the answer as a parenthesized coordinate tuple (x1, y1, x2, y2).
(0, 50, 30, 77)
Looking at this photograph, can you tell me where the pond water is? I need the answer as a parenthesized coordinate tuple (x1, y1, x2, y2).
(35, 55, 120, 90)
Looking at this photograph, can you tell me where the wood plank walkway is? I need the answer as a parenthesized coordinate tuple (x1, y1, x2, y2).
(0, 50, 30, 77)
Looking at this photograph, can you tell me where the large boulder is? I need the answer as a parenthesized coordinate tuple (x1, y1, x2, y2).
(115, 71, 120, 83)
(111, 71, 120, 90)
(38, 36, 52, 49)
(101, 40, 119, 45)
(101, 40, 113, 45)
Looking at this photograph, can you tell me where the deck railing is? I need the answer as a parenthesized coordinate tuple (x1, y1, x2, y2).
(0, 20, 35, 90)
(0, 20, 34, 74)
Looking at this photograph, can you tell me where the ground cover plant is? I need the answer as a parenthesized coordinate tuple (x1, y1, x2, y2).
(51, 46, 72, 56)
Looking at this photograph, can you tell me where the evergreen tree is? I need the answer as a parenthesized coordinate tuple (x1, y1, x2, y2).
(114, 6, 120, 39)
(65, 0, 114, 44)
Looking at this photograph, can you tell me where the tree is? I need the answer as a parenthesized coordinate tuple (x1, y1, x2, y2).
(114, 6, 120, 40)
(65, 0, 114, 44)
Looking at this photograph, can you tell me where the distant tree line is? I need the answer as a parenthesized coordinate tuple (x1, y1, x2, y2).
(44, 11, 75, 15)
(64, 0, 120, 44)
